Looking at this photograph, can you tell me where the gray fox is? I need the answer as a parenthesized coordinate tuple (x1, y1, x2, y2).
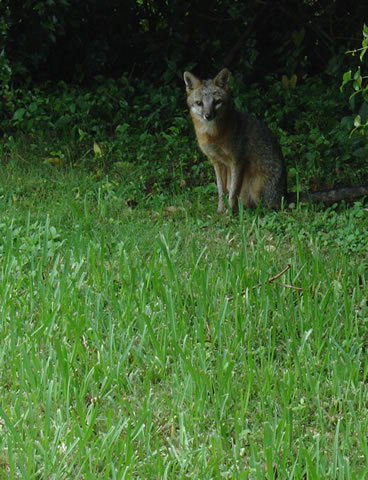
(184, 68, 368, 211)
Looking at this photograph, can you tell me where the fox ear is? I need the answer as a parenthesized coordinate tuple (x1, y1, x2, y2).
(184, 71, 201, 92)
(213, 68, 230, 89)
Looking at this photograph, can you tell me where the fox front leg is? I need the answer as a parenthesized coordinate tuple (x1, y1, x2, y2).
(212, 162, 229, 213)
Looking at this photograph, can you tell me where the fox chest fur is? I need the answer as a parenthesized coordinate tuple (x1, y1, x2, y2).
(191, 115, 235, 168)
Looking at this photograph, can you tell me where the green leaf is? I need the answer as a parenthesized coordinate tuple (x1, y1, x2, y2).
(342, 71, 351, 84)
(353, 79, 362, 91)
(340, 70, 352, 92)
(353, 115, 361, 128)
(12, 107, 26, 121)
(353, 68, 361, 81)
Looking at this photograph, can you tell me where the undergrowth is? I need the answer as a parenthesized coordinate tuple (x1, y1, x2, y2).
(2, 73, 368, 204)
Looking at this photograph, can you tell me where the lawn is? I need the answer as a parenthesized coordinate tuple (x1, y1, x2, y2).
(0, 151, 367, 479)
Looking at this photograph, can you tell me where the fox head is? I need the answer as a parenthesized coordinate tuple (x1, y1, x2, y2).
(183, 68, 231, 122)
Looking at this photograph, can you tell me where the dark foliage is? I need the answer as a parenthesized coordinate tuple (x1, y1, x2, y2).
(1, 0, 367, 85)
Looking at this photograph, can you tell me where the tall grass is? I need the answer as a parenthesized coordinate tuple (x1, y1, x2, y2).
(0, 158, 367, 479)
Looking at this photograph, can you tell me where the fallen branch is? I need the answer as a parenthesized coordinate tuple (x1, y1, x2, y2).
(228, 264, 302, 301)
(252, 264, 291, 289)
(287, 185, 368, 205)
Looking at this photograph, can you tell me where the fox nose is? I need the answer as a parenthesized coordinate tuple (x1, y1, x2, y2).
(204, 112, 214, 121)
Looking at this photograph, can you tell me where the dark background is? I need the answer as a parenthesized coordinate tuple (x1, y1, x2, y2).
(2, 0, 367, 86)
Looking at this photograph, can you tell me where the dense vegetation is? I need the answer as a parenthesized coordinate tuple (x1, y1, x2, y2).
(1, 0, 367, 83)
(1, 1, 368, 478)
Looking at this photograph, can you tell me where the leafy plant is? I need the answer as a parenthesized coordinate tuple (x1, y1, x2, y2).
(341, 24, 368, 136)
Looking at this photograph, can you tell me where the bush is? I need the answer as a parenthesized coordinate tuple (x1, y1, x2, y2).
(341, 24, 368, 136)
(2, 71, 368, 202)
(2, 1, 367, 86)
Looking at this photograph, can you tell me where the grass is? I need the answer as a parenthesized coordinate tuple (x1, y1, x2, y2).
(0, 151, 368, 480)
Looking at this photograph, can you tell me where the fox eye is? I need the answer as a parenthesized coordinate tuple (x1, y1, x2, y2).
(215, 99, 222, 106)
(195, 101, 203, 107)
